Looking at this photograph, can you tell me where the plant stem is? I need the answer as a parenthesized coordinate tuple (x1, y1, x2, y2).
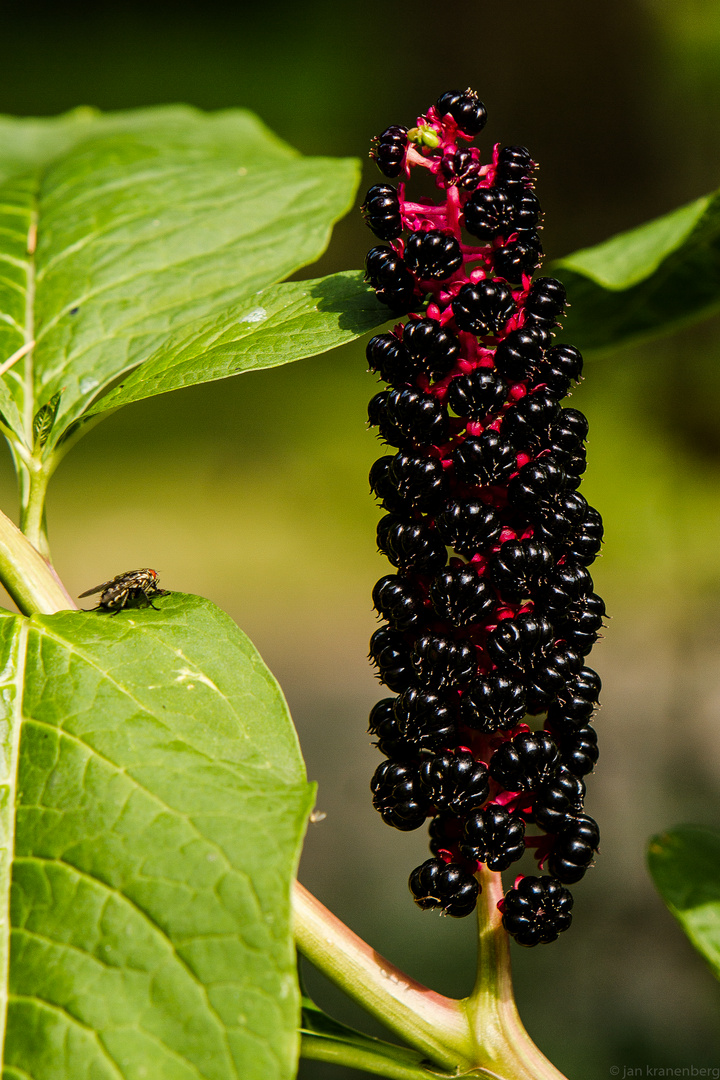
(294, 876, 570, 1080)
(300, 1035, 462, 1080)
(293, 880, 474, 1071)
(19, 461, 51, 559)
(0, 506, 75, 614)
(460, 868, 567, 1080)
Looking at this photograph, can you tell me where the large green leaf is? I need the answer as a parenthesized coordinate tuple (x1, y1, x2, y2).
(551, 189, 720, 352)
(648, 825, 720, 979)
(0, 591, 314, 1079)
(85, 271, 385, 417)
(0, 107, 384, 456)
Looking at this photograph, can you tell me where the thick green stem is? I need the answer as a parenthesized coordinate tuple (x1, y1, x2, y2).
(300, 1035, 460, 1080)
(294, 876, 569, 1080)
(0, 506, 75, 614)
(293, 880, 473, 1071)
(19, 463, 51, 559)
(460, 868, 567, 1080)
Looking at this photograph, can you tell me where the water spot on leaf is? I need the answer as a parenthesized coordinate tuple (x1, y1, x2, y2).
(241, 307, 268, 324)
(80, 377, 99, 394)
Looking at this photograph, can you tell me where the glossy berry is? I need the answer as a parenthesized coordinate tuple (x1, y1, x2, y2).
(403, 318, 462, 380)
(365, 246, 418, 312)
(440, 148, 481, 189)
(495, 145, 534, 188)
(493, 328, 544, 382)
(370, 387, 449, 447)
(463, 188, 511, 241)
(509, 190, 542, 231)
(376, 514, 448, 572)
(405, 229, 463, 280)
(372, 125, 408, 178)
(555, 724, 599, 777)
(452, 281, 516, 336)
(490, 731, 560, 791)
(533, 767, 586, 832)
(428, 812, 464, 855)
(462, 804, 526, 870)
(420, 750, 490, 814)
(429, 564, 496, 626)
(489, 538, 553, 602)
(460, 673, 526, 733)
(435, 90, 487, 135)
(545, 667, 601, 732)
(452, 431, 516, 486)
(501, 875, 573, 946)
(370, 453, 447, 513)
(369, 626, 415, 693)
(435, 499, 502, 556)
(502, 389, 559, 448)
(411, 634, 476, 690)
(493, 233, 543, 283)
(368, 697, 413, 759)
(366, 333, 415, 385)
(372, 574, 424, 631)
(409, 857, 479, 917)
(486, 613, 552, 671)
(536, 343, 584, 396)
(524, 277, 567, 326)
(393, 688, 458, 752)
(371, 760, 428, 830)
(362, 184, 403, 240)
(446, 368, 507, 419)
(508, 457, 567, 510)
(547, 814, 599, 884)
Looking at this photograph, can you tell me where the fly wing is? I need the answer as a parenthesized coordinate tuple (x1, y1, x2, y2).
(78, 581, 111, 598)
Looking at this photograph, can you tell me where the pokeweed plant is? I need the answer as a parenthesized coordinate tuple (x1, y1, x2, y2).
(0, 92, 716, 1080)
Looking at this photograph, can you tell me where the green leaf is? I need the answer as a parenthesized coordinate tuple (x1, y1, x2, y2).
(551, 190, 720, 352)
(85, 271, 385, 417)
(0, 592, 314, 1079)
(0, 106, 380, 456)
(648, 825, 720, 979)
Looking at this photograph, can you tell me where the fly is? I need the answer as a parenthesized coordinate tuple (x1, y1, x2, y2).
(79, 568, 168, 614)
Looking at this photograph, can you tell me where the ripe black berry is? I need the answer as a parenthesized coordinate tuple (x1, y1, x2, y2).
(366, 333, 415, 385)
(409, 857, 479, 917)
(452, 431, 516, 486)
(435, 90, 487, 136)
(372, 125, 408, 178)
(545, 667, 601, 731)
(502, 875, 573, 946)
(452, 281, 516, 336)
(371, 760, 428, 830)
(370, 453, 448, 513)
(372, 574, 424, 631)
(420, 750, 490, 814)
(524, 277, 567, 326)
(533, 767, 586, 832)
(508, 457, 567, 509)
(489, 731, 559, 791)
(393, 687, 458, 752)
(369, 387, 449, 447)
(405, 230, 463, 280)
(365, 246, 418, 312)
(362, 184, 403, 240)
(547, 814, 599, 884)
(502, 389, 559, 449)
(377, 514, 448, 572)
(411, 634, 476, 690)
(463, 188, 511, 241)
(440, 148, 481, 189)
(368, 697, 413, 759)
(555, 724, 599, 777)
(489, 538, 553, 602)
(460, 673, 526, 733)
(446, 368, 507, 419)
(429, 564, 496, 626)
(495, 145, 534, 188)
(493, 328, 544, 382)
(493, 233, 543, 283)
(536, 343, 583, 397)
(435, 500, 502, 556)
(509, 190, 542, 231)
(403, 318, 462, 380)
(462, 804, 526, 870)
(369, 626, 415, 693)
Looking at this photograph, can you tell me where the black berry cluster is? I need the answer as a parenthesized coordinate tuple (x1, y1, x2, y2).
(363, 90, 605, 947)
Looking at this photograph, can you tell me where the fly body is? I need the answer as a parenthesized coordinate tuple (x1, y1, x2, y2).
(79, 568, 167, 613)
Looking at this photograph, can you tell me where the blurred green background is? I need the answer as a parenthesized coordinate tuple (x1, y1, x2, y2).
(4, 1, 720, 1077)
